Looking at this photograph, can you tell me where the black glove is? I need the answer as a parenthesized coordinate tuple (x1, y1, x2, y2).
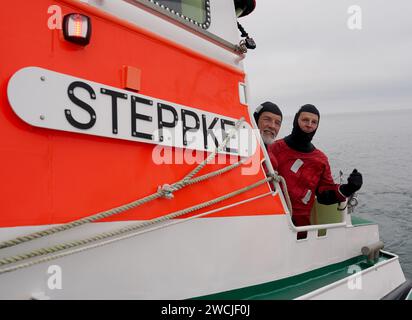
(339, 169, 363, 197)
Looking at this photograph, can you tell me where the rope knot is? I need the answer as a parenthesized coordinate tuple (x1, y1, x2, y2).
(267, 171, 281, 183)
(158, 184, 176, 199)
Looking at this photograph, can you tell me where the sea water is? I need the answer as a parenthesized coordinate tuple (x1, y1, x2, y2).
(277, 108, 412, 280)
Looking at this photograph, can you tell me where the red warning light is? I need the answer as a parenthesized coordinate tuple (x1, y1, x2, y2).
(74, 16, 82, 37)
(63, 13, 91, 46)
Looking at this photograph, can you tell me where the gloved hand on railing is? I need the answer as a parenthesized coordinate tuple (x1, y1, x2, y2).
(339, 169, 363, 197)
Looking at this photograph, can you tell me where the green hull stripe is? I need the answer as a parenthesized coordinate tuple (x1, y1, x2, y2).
(192, 253, 392, 300)
(351, 215, 375, 226)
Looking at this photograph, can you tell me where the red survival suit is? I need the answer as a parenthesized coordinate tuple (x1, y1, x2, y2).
(268, 139, 346, 226)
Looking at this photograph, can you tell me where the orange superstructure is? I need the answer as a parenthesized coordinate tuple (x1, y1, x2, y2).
(0, 0, 285, 228)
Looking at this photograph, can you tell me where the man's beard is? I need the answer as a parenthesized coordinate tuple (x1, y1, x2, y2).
(261, 132, 276, 145)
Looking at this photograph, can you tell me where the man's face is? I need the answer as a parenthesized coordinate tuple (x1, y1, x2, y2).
(257, 111, 282, 145)
(298, 112, 319, 133)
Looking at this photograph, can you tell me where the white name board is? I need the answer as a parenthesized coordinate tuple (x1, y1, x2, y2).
(7, 67, 257, 157)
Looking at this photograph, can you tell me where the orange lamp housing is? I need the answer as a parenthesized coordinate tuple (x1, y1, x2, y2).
(63, 13, 92, 46)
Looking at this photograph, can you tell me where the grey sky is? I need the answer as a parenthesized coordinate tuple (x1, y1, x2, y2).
(241, 0, 412, 116)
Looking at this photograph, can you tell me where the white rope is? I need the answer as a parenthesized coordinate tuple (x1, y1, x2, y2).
(0, 177, 273, 274)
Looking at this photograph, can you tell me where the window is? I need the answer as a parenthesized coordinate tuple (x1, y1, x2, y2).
(149, 0, 211, 29)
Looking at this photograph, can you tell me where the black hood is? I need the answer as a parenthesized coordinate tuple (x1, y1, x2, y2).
(253, 101, 283, 124)
(284, 104, 320, 153)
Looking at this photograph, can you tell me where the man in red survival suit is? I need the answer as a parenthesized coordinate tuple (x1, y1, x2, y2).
(268, 104, 363, 232)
